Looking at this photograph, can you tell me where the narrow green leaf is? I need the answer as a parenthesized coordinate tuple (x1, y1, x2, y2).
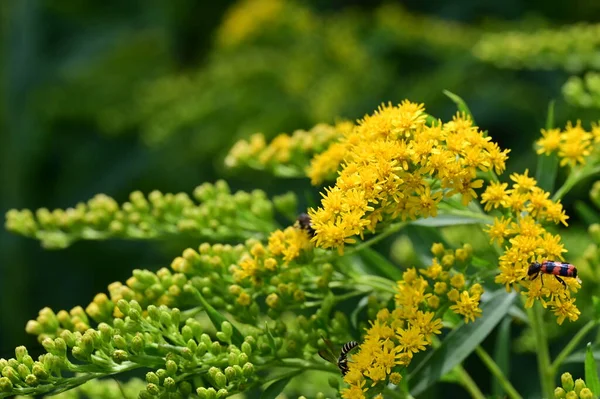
(546, 100, 555, 130)
(260, 370, 303, 399)
(586, 342, 600, 395)
(492, 317, 511, 397)
(535, 101, 558, 192)
(408, 290, 516, 396)
(443, 90, 475, 125)
(410, 214, 489, 227)
(188, 286, 245, 346)
(593, 297, 600, 321)
(358, 247, 403, 281)
(574, 201, 600, 225)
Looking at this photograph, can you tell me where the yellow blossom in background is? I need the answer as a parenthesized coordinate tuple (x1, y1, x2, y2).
(308, 101, 509, 253)
(535, 120, 598, 167)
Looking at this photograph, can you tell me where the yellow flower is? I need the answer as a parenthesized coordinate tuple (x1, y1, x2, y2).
(551, 297, 581, 325)
(536, 128, 562, 155)
(559, 120, 592, 167)
(450, 273, 466, 289)
(481, 181, 509, 211)
(396, 326, 428, 358)
(485, 216, 511, 244)
(450, 291, 482, 323)
(510, 169, 536, 193)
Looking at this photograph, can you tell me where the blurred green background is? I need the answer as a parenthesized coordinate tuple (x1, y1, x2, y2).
(1, 0, 600, 396)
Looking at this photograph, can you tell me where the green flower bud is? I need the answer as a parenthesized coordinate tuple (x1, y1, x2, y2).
(2, 366, 20, 384)
(128, 308, 141, 321)
(159, 311, 172, 327)
(113, 334, 127, 350)
(156, 368, 168, 381)
(113, 318, 125, 331)
(242, 362, 254, 378)
(15, 346, 28, 362)
(22, 355, 34, 369)
(566, 392, 578, 399)
(182, 326, 194, 342)
(179, 381, 192, 396)
(112, 350, 128, 363)
(54, 338, 67, 357)
(216, 332, 229, 343)
(211, 342, 221, 356)
(574, 378, 586, 394)
(131, 333, 144, 354)
(72, 346, 90, 361)
(561, 372, 575, 391)
(146, 383, 160, 395)
(201, 334, 212, 347)
(42, 338, 56, 354)
(214, 372, 227, 389)
(17, 364, 30, 379)
(554, 387, 567, 398)
(216, 388, 229, 399)
(181, 347, 193, 361)
(196, 343, 208, 357)
(579, 387, 594, 399)
(116, 299, 130, 316)
(206, 387, 218, 399)
(0, 377, 13, 392)
(187, 339, 198, 353)
(197, 387, 208, 399)
(7, 359, 18, 369)
(32, 364, 48, 380)
(166, 360, 177, 376)
(25, 374, 38, 386)
(98, 323, 113, 343)
(224, 366, 236, 382)
(171, 308, 181, 327)
(238, 353, 249, 366)
(228, 351, 239, 366)
(241, 341, 252, 356)
(221, 322, 233, 338)
(164, 377, 176, 392)
(146, 371, 159, 385)
(147, 305, 159, 321)
(25, 320, 42, 336)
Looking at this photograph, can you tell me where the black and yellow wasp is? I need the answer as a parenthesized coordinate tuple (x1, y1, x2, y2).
(318, 337, 359, 375)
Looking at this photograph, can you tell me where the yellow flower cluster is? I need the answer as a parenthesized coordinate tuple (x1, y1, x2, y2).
(232, 226, 312, 282)
(225, 122, 352, 174)
(536, 121, 600, 167)
(341, 243, 481, 398)
(308, 101, 509, 253)
(482, 171, 579, 324)
(555, 372, 595, 399)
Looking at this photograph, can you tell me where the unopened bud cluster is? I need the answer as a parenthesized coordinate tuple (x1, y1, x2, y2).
(563, 72, 600, 109)
(225, 122, 352, 177)
(554, 372, 595, 399)
(474, 23, 600, 73)
(5, 181, 276, 249)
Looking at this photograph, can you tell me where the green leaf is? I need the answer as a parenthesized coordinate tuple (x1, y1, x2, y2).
(594, 297, 600, 321)
(545, 100, 555, 130)
(574, 201, 600, 225)
(260, 370, 303, 399)
(535, 101, 558, 192)
(443, 90, 475, 125)
(564, 347, 600, 364)
(410, 214, 490, 227)
(586, 342, 600, 395)
(187, 286, 245, 346)
(358, 247, 403, 281)
(408, 290, 516, 396)
(492, 317, 511, 398)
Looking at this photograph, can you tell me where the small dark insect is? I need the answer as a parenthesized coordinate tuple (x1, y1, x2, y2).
(528, 260, 578, 288)
(296, 212, 315, 237)
(318, 337, 359, 375)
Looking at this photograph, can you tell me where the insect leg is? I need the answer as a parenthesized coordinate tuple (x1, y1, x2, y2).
(554, 275, 567, 289)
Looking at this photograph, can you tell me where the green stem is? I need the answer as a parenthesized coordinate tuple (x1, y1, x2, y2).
(326, 222, 407, 262)
(526, 301, 554, 399)
(552, 165, 600, 201)
(354, 274, 397, 294)
(475, 346, 522, 399)
(550, 320, 599, 373)
(455, 365, 486, 399)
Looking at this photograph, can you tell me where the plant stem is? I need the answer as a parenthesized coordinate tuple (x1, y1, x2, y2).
(550, 320, 599, 373)
(475, 346, 522, 399)
(354, 274, 397, 294)
(455, 365, 486, 399)
(339, 222, 407, 259)
(527, 302, 554, 399)
(552, 165, 600, 201)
